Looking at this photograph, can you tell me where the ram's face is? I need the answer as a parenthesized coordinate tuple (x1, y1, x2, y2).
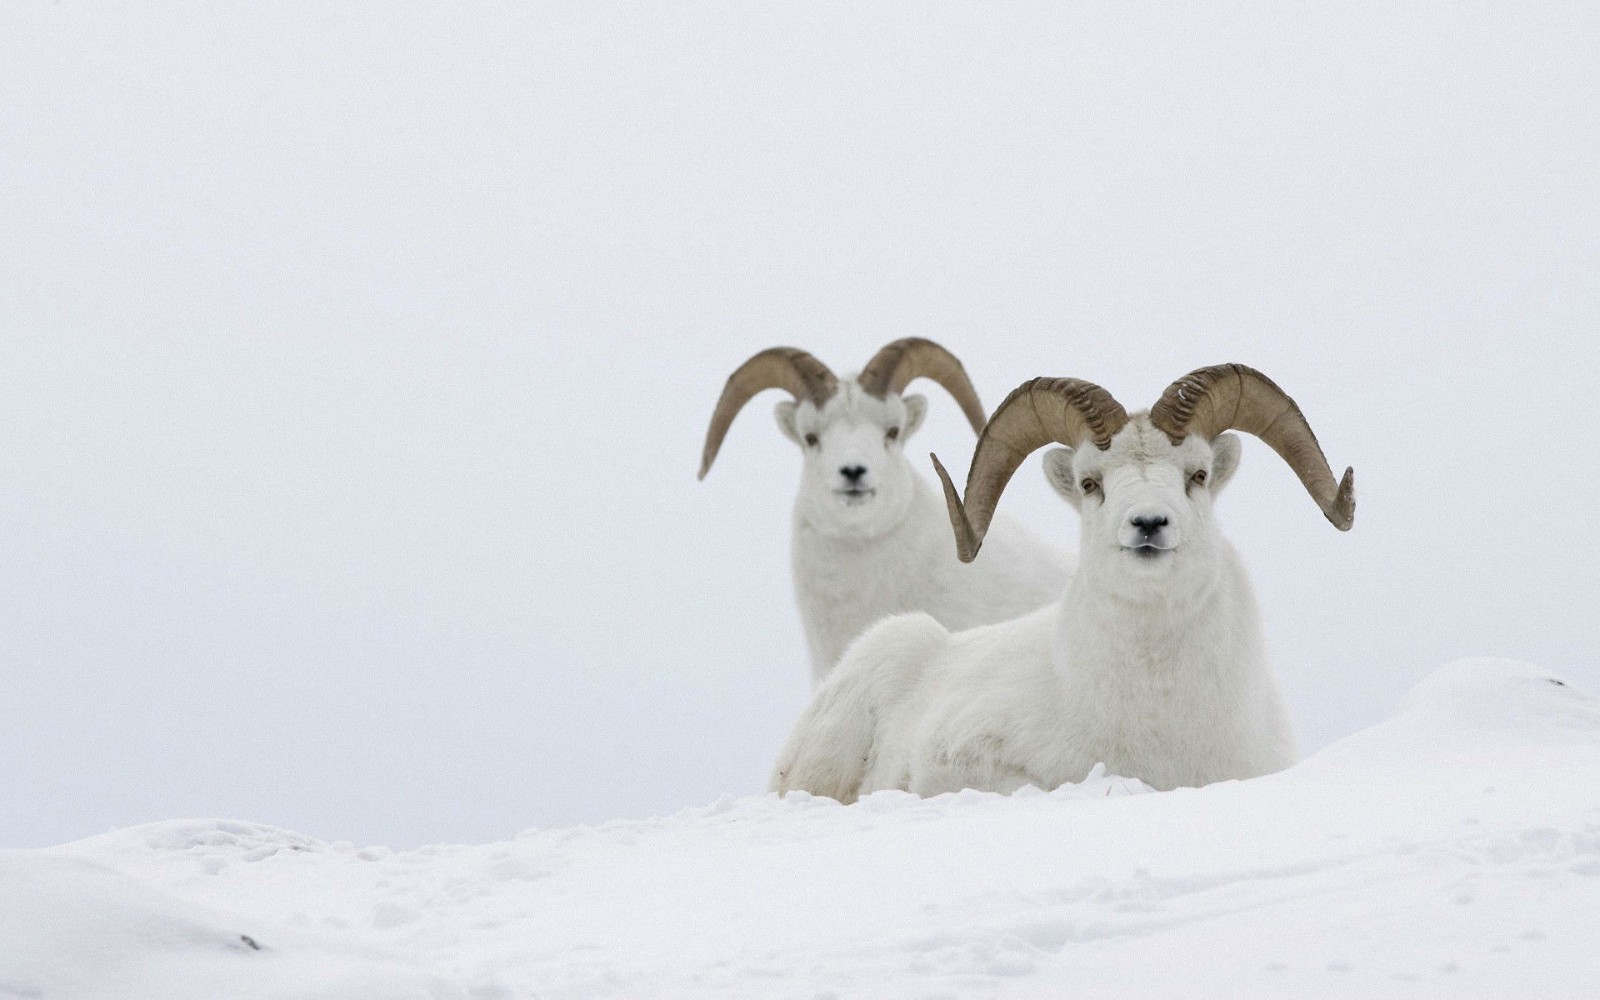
(777, 382, 928, 538)
(1043, 416, 1241, 575)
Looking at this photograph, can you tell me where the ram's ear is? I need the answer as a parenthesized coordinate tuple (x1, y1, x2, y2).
(1042, 447, 1082, 509)
(774, 400, 801, 445)
(901, 394, 929, 440)
(1210, 433, 1242, 494)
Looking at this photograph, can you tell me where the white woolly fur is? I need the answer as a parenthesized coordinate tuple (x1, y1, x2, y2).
(772, 414, 1299, 799)
(777, 379, 1073, 683)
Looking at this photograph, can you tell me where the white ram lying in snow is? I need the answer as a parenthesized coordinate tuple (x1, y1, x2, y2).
(700, 338, 1072, 683)
(772, 364, 1356, 798)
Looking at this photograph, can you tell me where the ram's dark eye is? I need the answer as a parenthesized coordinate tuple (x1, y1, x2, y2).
(1191, 469, 1208, 486)
(1080, 478, 1098, 494)
(885, 426, 900, 441)
(804, 433, 819, 447)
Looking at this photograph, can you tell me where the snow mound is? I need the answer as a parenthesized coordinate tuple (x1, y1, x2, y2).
(12, 659, 1600, 998)
(1399, 656, 1600, 728)
(0, 851, 468, 1000)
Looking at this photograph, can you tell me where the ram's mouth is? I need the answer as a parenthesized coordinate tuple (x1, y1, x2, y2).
(834, 488, 876, 506)
(1123, 544, 1171, 559)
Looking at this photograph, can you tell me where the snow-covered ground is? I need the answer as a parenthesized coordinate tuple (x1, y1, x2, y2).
(7, 658, 1598, 999)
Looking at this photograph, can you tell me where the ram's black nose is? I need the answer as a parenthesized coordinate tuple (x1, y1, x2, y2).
(1130, 514, 1169, 537)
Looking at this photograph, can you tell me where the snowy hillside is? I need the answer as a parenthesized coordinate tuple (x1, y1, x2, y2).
(7, 658, 1598, 999)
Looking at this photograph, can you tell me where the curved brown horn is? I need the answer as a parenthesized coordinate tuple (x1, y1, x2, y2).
(699, 348, 838, 479)
(1150, 363, 1355, 530)
(857, 338, 986, 434)
(932, 377, 1128, 562)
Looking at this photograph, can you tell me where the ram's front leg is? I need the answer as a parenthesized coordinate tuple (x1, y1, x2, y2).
(909, 730, 1039, 797)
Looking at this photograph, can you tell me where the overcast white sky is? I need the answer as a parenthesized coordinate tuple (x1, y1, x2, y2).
(2, 3, 1597, 849)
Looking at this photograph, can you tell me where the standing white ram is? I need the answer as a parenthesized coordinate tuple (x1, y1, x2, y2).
(700, 339, 1073, 683)
(772, 364, 1356, 798)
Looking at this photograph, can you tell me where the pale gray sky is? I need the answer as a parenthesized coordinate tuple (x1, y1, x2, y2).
(3, 3, 1597, 848)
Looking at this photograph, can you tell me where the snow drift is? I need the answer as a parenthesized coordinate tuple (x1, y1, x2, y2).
(0, 851, 461, 999)
(8, 658, 1600, 999)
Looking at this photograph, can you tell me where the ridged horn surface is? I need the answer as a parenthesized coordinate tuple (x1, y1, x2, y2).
(933, 377, 1128, 562)
(699, 348, 838, 479)
(1150, 363, 1355, 530)
(857, 337, 987, 434)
